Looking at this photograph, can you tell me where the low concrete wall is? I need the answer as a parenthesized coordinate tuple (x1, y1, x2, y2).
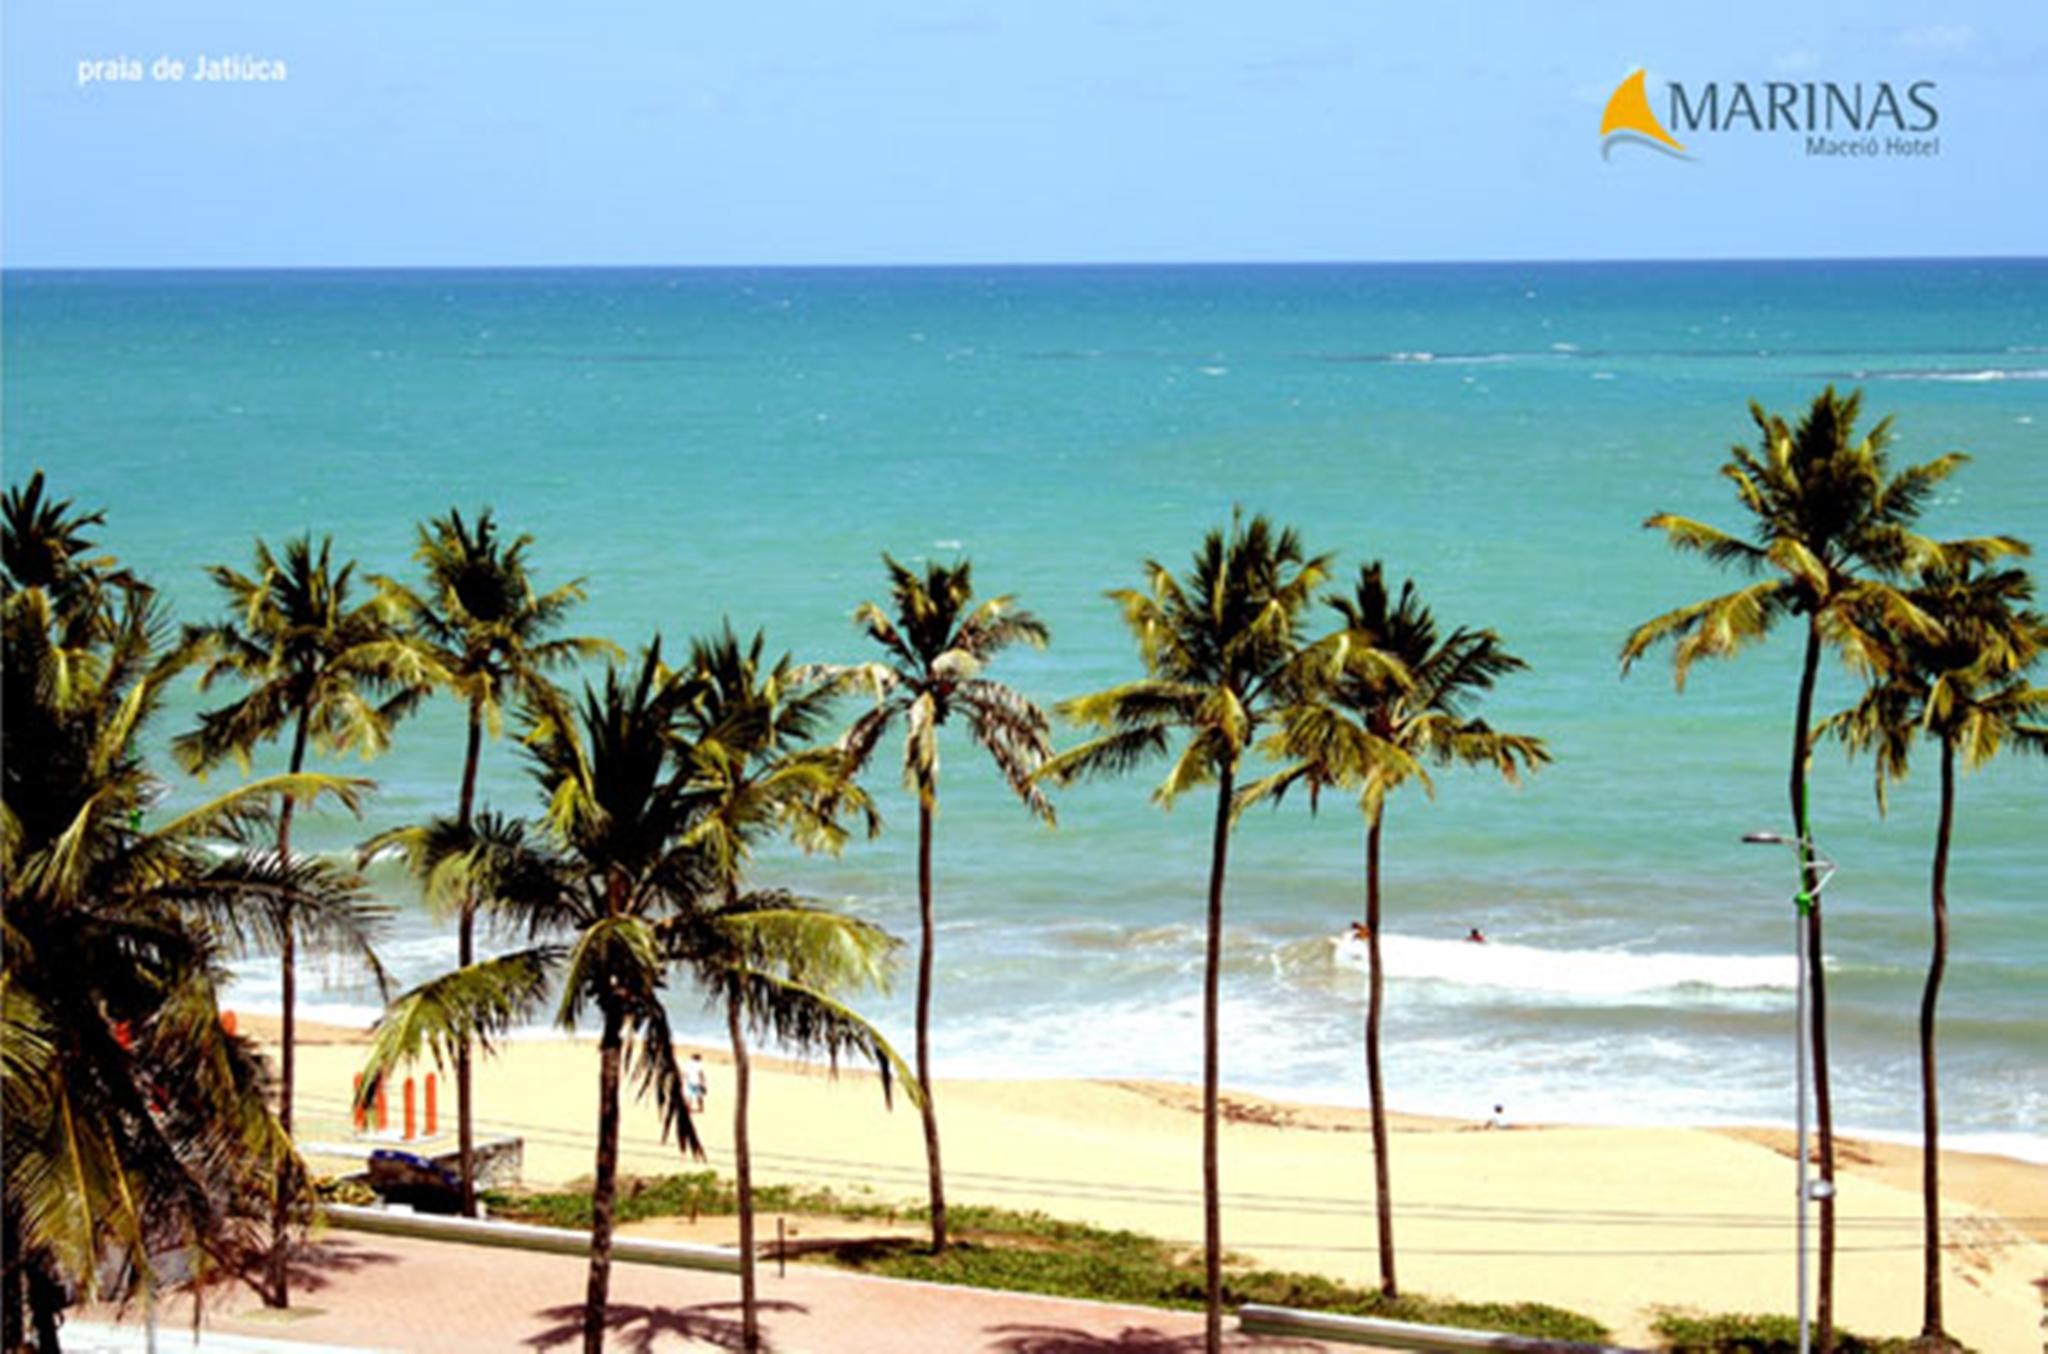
(1236, 1304, 1646, 1353)
(440, 1135, 522, 1189)
(323, 1204, 742, 1275)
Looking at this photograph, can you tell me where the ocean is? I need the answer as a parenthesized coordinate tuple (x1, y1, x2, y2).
(4, 260, 2043, 1158)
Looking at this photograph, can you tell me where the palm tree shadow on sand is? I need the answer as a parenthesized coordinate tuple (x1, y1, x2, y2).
(984, 1325, 1325, 1353)
(251, 1238, 402, 1300)
(525, 1299, 806, 1353)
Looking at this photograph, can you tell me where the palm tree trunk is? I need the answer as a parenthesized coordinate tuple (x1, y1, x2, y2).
(1200, 763, 1236, 1354)
(1365, 807, 1396, 1298)
(1789, 621, 1836, 1354)
(25, 1258, 61, 1354)
(915, 797, 947, 1253)
(3, 1204, 24, 1350)
(455, 700, 484, 1218)
(583, 1002, 625, 1354)
(729, 988, 759, 1352)
(1920, 739, 1956, 1345)
(265, 707, 312, 1309)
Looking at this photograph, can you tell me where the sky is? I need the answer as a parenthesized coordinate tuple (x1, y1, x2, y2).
(4, 1, 2044, 267)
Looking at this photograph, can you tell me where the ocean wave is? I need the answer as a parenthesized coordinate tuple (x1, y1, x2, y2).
(1303, 350, 1568, 366)
(1858, 367, 2048, 383)
(1328, 932, 1795, 997)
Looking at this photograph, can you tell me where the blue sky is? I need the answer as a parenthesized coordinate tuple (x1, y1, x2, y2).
(4, 2, 2042, 267)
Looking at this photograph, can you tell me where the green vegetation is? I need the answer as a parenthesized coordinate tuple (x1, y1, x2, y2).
(3, 475, 382, 1344)
(1824, 555, 2044, 1347)
(7, 393, 2039, 1354)
(483, 1172, 895, 1231)
(359, 631, 911, 1354)
(482, 1178, 1609, 1345)
(1651, 1310, 1972, 1353)
(1621, 387, 2009, 1354)
(1041, 511, 1332, 1353)
(829, 556, 1056, 1254)
(374, 507, 616, 1218)
(1240, 562, 1547, 1297)
(174, 532, 432, 1305)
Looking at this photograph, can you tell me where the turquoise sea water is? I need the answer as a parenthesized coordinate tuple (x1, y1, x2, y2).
(5, 261, 2043, 1154)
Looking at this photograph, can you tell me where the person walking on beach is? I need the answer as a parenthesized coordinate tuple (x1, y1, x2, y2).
(686, 1054, 708, 1115)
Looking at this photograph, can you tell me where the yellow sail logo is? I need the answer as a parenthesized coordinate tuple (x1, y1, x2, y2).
(1601, 68, 1688, 159)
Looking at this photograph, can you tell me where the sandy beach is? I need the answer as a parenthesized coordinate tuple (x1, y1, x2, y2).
(257, 1017, 2047, 1350)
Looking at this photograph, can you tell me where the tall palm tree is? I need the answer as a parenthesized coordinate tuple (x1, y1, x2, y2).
(1039, 513, 1331, 1354)
(365, 645, 702, 1354)
(1825, 551, 2045, 1350)
(377, 507, 616, 1216)
(174, 533, 434, 1304)
(361, 637, 909, 1354)
(3, 486, 383, 1342)
(830, 555, 1053, 1252)
(1619, 387, 2014, 1350)
(670, 623, 898, 1351)
(1, 470, 142, 644)
(1242, 563, 1546, 1297)
(669, 891, 910, 1353)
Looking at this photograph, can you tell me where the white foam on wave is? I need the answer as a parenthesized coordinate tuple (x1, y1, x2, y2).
(1329, 932, 1795, 997)
(1871, 367, 2048, 383)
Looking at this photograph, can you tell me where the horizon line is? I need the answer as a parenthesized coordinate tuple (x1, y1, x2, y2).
(5, 252, 2046, 276)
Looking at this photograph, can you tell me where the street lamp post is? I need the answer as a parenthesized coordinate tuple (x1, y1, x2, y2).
(1743, 830, 1836, 1354)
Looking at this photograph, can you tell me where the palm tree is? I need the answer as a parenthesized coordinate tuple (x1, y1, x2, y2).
(670, 623, 900, 1351)
(1242, 563, 1546, 1297)
(1825, 551, 2045, 1349)
(670, 890, 911, 1353)
(175, 535, 433, 1305)
(364, 646, 702, 1354)
(1039, 513, 1330, 1354)
(1618, 388, 2013, 1351)
(3, 485, 383, 1343)
(830, 555, 1053, 1252)
(1, 470, 142, 643)
(377, 507, 616, 1216)
(361, 637, 909, 1354)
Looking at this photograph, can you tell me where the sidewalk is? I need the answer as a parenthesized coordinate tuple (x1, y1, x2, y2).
(92, 1231, 1339, 1353)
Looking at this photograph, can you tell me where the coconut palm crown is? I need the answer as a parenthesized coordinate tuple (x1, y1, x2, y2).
(3, 488, 382, 1340)
(172, 532, 435, 1304)
(375, 507, 616, 1215)
(360, 635, 908, 1354)
(1619, 386, 2020, 1353)
(1241, 562, 1546, 1298)
(1825, 550, 2045, 1348)
(830, 554, 1052, 1253)
(1038, 512, 1333, 1354)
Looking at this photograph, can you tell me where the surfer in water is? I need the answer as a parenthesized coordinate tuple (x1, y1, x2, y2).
(1466, 927, 1486, 944)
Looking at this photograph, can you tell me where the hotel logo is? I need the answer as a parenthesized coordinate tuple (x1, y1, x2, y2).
(1600, 67, 1941, 161)
(1600, 69, 1687, 159)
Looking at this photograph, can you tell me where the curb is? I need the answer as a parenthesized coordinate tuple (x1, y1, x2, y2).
(321, 1204, 742, 1274)
(1237, 1304, 1648, 1352)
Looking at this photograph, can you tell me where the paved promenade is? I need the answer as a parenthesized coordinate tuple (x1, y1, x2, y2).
(84, 1232, 1339, 1353)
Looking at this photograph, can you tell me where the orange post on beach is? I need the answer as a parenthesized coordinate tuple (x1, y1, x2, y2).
(374, 1076, 389, 1133)
(352, 1073, 367, 1133)
(403, 1076, 417, 1141)
(424, 1073, 438, 1137)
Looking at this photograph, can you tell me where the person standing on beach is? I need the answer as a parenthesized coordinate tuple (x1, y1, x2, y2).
(686, 1054, 708, 1115)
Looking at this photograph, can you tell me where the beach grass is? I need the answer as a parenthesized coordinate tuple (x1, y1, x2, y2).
(1649, 1309, 1971, 1353)
(483, 1174, 1610, 1344)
